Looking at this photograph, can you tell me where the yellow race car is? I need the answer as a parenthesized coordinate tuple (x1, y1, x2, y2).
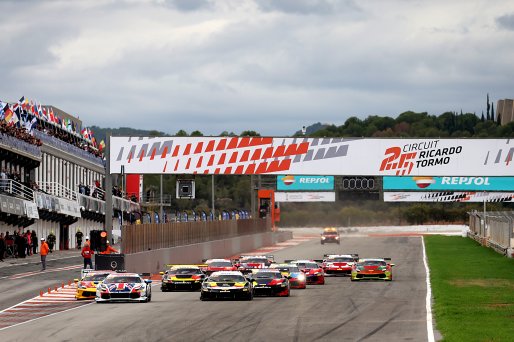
(75, 270, 116, 300)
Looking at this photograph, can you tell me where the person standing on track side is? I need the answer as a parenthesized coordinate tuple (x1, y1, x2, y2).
(81, 243, 93, 269)
(99, 240, 118, 254)
(40, 237, 49, 271)
(75, 229, 83, 249)
(0, 233, 5, 262)
(31, 230, 38, 254)
(47, 231, 56, 253)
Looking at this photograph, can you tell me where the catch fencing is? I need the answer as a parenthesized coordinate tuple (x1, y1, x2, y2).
(122, 218, 271, 254)
(468, 211, 514, 256)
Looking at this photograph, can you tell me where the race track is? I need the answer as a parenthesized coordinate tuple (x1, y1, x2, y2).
(0, 236, 429, 342)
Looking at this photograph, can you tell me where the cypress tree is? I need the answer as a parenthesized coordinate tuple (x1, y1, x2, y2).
(491, 102, 495, 122)
(487, 93, 490, 119)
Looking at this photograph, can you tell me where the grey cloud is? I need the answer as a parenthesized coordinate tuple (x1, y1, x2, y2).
(255, 0, 359, 15)
(496, 14, 514, 31)
(162, 0, 211, 12)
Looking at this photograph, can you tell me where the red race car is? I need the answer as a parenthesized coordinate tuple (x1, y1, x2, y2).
(202, 259, 237, 275)
(286, 259, 325, 285)
(322, 254, 359, 276)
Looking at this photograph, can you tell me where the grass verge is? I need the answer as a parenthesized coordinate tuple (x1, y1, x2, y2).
(424, 235, 514, 341)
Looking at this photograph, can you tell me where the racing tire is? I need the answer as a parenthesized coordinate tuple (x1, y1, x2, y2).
(321, 242, 324, 245)
(245, 293, 253, 301)
(337, 242, 340, 245)
(200, 295, 208, 301)
(147, 294, 152, 302)
(161, 288, 168, 292)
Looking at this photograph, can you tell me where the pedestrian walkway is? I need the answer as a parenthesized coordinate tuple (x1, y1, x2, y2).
(0, 244, 121, 269)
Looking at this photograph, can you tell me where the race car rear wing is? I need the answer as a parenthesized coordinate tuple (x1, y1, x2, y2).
(323, 253, 359, 259)
(238, 254, 274, 261)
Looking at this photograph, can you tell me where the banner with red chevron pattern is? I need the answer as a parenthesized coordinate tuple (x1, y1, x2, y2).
(109, 137, 514, 176)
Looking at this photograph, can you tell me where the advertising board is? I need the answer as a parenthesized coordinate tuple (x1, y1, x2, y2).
(383, 191, 514, 202)
(110, 137, 514, 176)
(276, 175, 334, 191)
(383, 176, 514, 191)
(274, 192, 336, 202)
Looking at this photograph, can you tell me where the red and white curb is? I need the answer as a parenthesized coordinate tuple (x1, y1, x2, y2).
(0, 283, 89, 331)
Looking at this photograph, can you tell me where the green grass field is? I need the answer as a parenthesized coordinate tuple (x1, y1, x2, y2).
(424, 235, 514, 341)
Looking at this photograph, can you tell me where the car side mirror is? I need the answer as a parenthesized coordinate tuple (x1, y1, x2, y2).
(145, 279, 153, 284)
(390, 263, 395, 267)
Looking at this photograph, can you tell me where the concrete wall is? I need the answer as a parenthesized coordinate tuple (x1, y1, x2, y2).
(125, 231, 293, 274)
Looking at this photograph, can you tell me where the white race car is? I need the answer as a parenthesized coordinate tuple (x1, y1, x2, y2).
(96, 273, 152, 303)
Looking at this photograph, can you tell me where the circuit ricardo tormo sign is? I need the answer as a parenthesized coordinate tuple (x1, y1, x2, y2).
(110, 137, 514, 176)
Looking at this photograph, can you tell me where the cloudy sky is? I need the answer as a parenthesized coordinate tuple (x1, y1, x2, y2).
(1, 0, 513, 136)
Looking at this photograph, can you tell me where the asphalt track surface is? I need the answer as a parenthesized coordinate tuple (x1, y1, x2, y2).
(0, 236, 428, 342)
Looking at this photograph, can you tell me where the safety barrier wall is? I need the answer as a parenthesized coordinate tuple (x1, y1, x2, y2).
(124, 230, 293, 274)
(468, 211, 514, 256)
(122, 218, 271, 254)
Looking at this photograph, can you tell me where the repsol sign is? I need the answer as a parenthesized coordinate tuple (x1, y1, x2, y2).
(277, 175, 334, 191)
(383, 176, 514, 191)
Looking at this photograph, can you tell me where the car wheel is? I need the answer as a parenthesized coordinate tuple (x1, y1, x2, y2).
(161, 288, 167, 292)
(147, 294, 152, 302)
(321, 242, 324, 245)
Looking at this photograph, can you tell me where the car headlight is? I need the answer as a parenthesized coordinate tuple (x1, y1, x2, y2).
(297, 274, 306, 281)
(321, 236, 326, 240)
(335, 236, 339, 239)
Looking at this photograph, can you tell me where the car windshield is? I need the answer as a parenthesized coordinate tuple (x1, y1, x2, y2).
(323, 232, 338, 235)
(297, 263, 319, 269)
(104, 276, 141, 284)
(254, 272, 282, 279)
(242, 258, 267, 263)
(209, 274, 245, 282)
(359, 261, 387, 266)
(83, 273, 110, 281)
(209, 261, 233, 267)
(328, 257, 353, 263)
(170, 268, 200, 275)
(273, 266, 300, 273)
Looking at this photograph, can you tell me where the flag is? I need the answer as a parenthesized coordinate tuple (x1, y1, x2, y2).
(25, 116, 37, 133)
(99, 140, 105, 152)
(30, 100, 38, 117)
(3, 103, 13, 123)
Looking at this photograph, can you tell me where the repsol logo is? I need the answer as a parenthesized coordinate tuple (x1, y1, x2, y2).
(299, 177, 331, 184)
(441, 177, 490, 185)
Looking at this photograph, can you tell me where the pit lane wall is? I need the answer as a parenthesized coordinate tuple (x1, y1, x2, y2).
(124, 230, 293, 274)
(468, 211, 514, 257)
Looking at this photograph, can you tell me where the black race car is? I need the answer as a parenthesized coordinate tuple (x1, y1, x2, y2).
(161, 266, 206, 291)
(250, 269, 290, 297)
(200, 271, 253, 301)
